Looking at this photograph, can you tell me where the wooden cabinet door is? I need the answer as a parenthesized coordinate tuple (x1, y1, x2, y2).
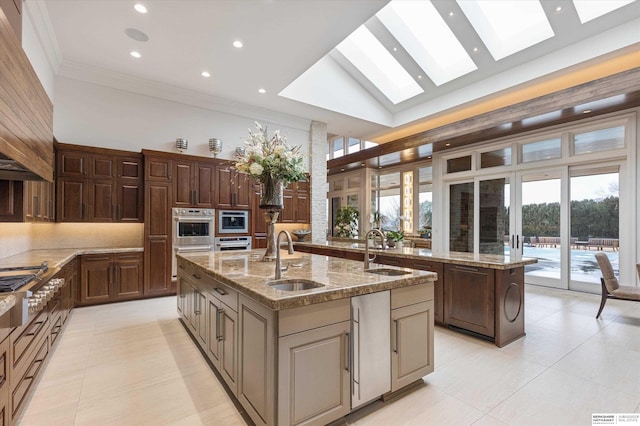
(206, 296, 222, 368)
(118, 156, 143, 180)
(295, 190, 310, 223)
(219, 304, 238, 394)
(195, 162, 215, 208)
(176, 276, 185, 316)
(91, 155, 116, 179)
(117, 180, 143, 222)
(391, 301, 434, 392)
(57, 150, 88, 177)
(90, 179, 116, 222)
(444, 264, 495, 337)
(144, 181, 173, 295)
(174, 161, 195, 207)
(280, 186, 295, 223)
(80, 254, 112, 305)
(494, 267, 525, 347)
(215, 165, 233, 208)
(238, 295, 275, 426)
(0, 335, 9, 426)
(113, 252, 143, 300)
(278, 321, 350, 426)
(235, 171, 251, 208)
(56, 178, 88, 222)
(195, 289, 207, 349)
(144, 156, 172, 181)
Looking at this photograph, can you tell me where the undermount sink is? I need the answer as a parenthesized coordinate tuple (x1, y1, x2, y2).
(267, 279, 325, 291)
(364, 268, 411, 276)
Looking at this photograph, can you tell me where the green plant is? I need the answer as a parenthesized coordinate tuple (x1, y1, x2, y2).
(385, 230, 404, 242)
(334, 205, 359, 238)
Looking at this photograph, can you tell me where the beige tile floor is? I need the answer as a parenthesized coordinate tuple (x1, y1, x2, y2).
(18, 285, 640, 426)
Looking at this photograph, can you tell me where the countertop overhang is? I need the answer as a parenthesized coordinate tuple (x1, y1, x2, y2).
(177, 250, 437, 310)
(0, 247, 144, 271)
(295, 241, 538, 270)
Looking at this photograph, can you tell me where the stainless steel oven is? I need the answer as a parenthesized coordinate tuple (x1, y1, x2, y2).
(172, 208, 215, 279)
(218, 210, 249, 234)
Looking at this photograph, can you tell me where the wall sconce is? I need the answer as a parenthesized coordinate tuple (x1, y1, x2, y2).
(235, 147, 246, 157)
(209, 138, 222, 157)
(176, 138, 188, 153)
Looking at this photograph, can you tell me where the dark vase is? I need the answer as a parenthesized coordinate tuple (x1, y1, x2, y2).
(259, 176, 284, 209)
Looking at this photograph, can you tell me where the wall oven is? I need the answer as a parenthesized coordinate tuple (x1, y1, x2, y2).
(172, 208, 215, 279)
(218, 210, 249, 235)
(214, 236, 252, 251)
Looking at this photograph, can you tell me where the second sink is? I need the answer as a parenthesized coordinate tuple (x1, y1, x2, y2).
(364, 268, 411, 276)
(267, 279, 324, 291)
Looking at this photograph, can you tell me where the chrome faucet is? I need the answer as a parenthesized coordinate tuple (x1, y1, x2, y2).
(275, 230, 294, 280)
(364, 229, 385, 269)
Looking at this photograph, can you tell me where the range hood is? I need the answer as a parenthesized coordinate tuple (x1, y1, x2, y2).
(0, 153, 45, 181)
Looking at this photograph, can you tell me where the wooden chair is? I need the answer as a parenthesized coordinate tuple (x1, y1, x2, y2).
(594, 253, 640, 318)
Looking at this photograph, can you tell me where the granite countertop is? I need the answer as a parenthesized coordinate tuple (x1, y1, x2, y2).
(0, 247, 144, 271)
(0, 294, 16, 318)
(178, 249, 437, 310)
(296, 241, 538, 269)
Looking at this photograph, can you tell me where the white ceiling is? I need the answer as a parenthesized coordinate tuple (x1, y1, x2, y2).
(34, 0, 640, 141)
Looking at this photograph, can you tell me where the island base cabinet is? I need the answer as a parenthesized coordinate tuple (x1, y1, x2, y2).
(444, 264, 495, 338)
(494, 267, 525, 347)
(391, 301, 434, 392)
(207, 295, 238, 395)
(238, 295, 275, 426)
(277, 321, 350, 426)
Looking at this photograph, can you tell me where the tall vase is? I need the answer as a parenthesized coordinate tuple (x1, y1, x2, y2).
(259, 176, 284, 209)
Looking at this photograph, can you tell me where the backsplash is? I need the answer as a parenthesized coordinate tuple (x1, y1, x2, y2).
(0, 223, 144, 260)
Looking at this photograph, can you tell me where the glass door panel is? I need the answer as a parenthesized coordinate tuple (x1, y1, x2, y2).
(519, 173, 562, 287)
(479, 177, 510, 256)
(449, 182, 474, 252)
(569, 167, 619, 291)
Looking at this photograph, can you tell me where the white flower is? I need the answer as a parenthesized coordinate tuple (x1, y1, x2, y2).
(274, 145, 286, 155)
(249, 162, 264, 176)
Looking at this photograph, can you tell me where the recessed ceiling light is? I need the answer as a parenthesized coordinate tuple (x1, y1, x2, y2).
(201, 71, 210, 78)
(130, 51, 141, 58)
(258, 88, 266, 94)
(556, 6, 562, 12)
(445, 143, 451, 147)
(233, 40, 243, 48)
(393, 47, 398, 51)
(583, 109, 592, 114)
(134, 4, 147, 14)
(473, 47, 478, 52)
(418, 75, 423, 79)
(449, 11, 454, 16)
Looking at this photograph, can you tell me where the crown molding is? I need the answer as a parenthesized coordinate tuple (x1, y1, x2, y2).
(23, 0, 62, 73)
(57, 60, 313, 132)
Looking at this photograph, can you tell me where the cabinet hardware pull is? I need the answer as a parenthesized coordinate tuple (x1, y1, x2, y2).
(178, 263, 185, 269)
(454, 265, 479, 272)
(214, 287, 227, 296)
(218, 308, 225, 341)
(393, 319, 398, 353)
(344, 332, 350, 372)
(192, 273, 201, 280)
(216, 307, 223, 340)
(193, 291, 200, 315)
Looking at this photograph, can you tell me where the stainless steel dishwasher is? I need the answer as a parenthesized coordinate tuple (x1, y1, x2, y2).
(351, 290, 391, 409)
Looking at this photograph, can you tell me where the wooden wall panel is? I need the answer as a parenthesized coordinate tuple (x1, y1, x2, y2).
(0, 7, 53, 182)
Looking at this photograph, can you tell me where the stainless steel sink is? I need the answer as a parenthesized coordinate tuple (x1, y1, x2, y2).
(267, 279, 324, 291)
(364, 268, 411, 276)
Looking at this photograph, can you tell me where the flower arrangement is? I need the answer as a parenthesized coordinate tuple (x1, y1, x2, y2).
(235, 122, 306, 185)
(334, 205, 359, 238)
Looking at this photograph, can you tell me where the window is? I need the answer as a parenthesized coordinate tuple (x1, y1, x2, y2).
(332, 138, 344, 159)
(481, 147, 511, 168)
(418, 166, 433, 232)
(521, 138, 561, 163)
(446, 155, 472, 173)
(348, 137, 361, 154)
(573, 126, 624, 155)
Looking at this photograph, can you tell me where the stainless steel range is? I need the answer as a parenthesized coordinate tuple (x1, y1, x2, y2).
(0, 262, 64, 326)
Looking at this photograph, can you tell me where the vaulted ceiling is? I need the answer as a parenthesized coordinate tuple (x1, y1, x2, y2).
(35, 0, 640, 142)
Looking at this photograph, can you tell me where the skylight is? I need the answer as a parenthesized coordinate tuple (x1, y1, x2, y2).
(457, 0, 554, 61)
(377, 0, 477, 86)
(572, 0, 636, 23)
(336, 26, 424, 104)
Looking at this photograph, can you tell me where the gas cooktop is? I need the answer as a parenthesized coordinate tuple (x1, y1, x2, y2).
(0, 262, 48, 292)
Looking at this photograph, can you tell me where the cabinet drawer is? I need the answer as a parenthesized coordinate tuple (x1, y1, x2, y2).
(278, 298, 350, 337)
(11, 335, 49, 420)
(206, 281, 238, 312)
(10, 309, 49, 369)
(391, 283, 433, 310)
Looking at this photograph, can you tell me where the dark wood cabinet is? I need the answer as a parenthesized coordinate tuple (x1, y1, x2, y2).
(280, 178, 310, 224)
(0, 335, 9, 426)
(144, 178, 173, 296)
(444, 264, 495, 338)
(407, 260, 444, 325)
(79, 252, 144, 306)
(173, 160, 215, 208)
(495, 267, 526, 347)
(56, 144, 143, 222)
(215, 163, 250, 209)
(251, 180, 268, 249)
(0, 180, 54, 222)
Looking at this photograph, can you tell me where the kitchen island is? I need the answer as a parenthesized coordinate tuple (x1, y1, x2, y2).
(295, 241, 538, 348)
(176, 250, 437, 426)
